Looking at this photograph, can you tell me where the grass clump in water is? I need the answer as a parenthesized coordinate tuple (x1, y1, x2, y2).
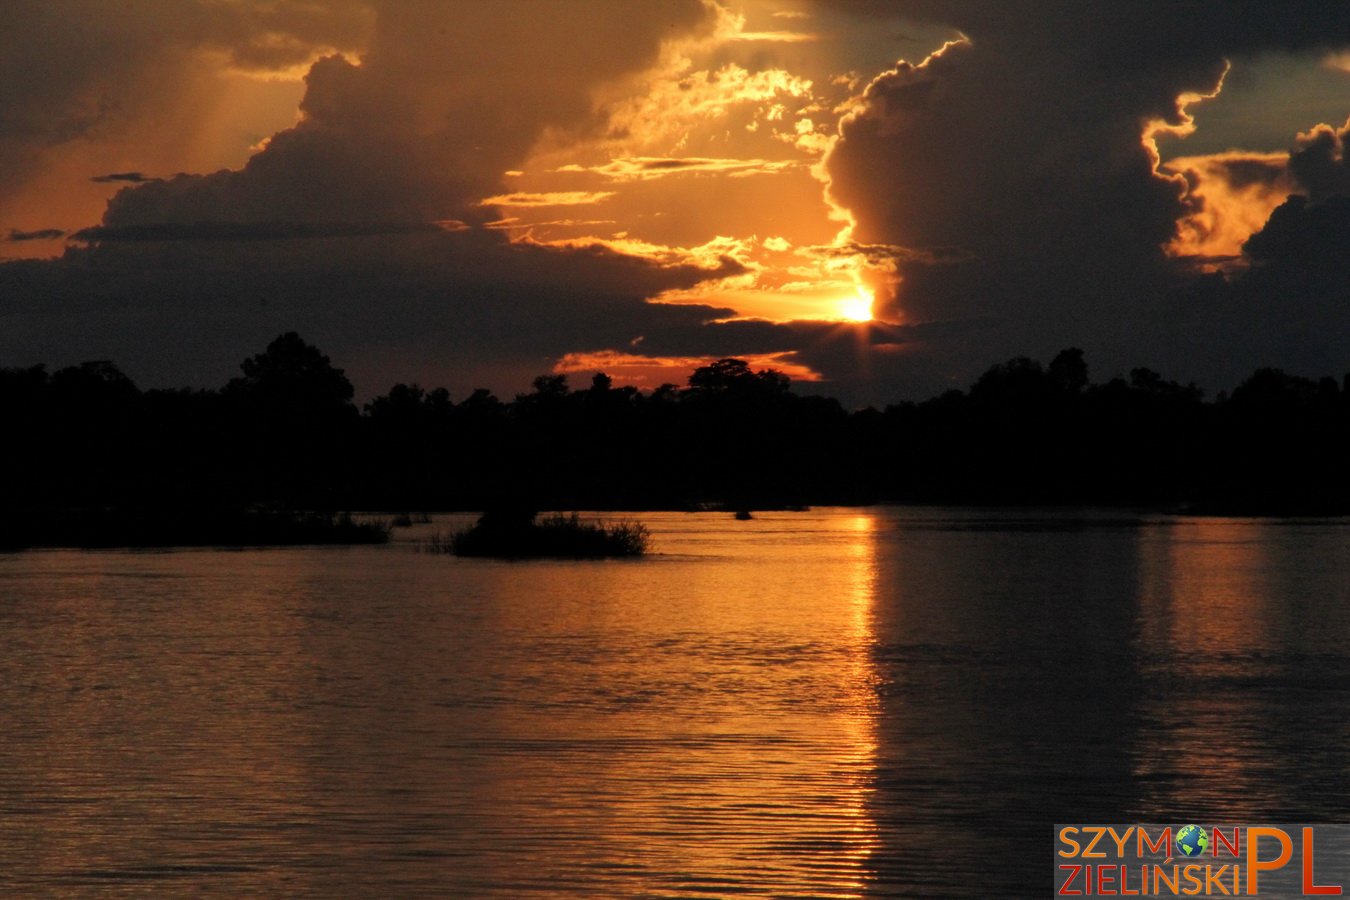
(430, 510, 649, 559)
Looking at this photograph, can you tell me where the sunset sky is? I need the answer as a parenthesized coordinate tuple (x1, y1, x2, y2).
(3, 1, 1349, 404)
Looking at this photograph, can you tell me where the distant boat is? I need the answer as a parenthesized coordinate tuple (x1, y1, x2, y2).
(734, 510, 753, 521)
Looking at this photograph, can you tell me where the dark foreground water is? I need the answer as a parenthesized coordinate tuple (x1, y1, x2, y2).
(2, 508, 1349, 896)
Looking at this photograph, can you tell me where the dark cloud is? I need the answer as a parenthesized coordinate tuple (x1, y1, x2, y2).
(99, 3, 716, 230)
(0, 1, 736, 397)
(0, 227, 745, 396)
(71, 221, 444, 243)
(1289, 117, 1350, 203)
(799, 240, 971, 268)
(817, 0, 1350, 392)
(7, 228, 65, 242)
(90, 172, 161, 184)
(1150, 193, 1350, 388)
(1244, 195, 1350, 274)
(3, 1, 1350, 407)
(0, 1, 373, 201)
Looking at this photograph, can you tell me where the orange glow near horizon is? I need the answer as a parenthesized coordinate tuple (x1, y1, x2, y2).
(553, 349, 822, 388)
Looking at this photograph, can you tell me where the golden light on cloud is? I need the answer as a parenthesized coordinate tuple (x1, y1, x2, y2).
(480, 191, 615, 208)
(555, 156, 801, 181)
(730, 31, 820, 43)
(467, 1, 901, 343)
(1142, 62, 1230, 175)
(1325, 52, 1350, 73)
(520, 233, 749, 272)
(1165, 151, 1294, 260)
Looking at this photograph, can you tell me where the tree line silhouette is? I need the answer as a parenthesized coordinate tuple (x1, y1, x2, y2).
(3, 332, 1349, 545)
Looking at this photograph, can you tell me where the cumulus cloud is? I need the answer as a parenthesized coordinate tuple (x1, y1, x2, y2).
(0, 1, 743, 394)
(3, 0, 1350, 407)
(90, 2, 716, 232)
(1289, 117, 1350, 203)
(817, 0, 1350, 387)
(0, 1, 373, 201)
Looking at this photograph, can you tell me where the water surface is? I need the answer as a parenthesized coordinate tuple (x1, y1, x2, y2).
(2, 509, 1349, 896)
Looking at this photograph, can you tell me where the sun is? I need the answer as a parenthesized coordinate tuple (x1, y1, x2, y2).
(837, 285, 873, 322)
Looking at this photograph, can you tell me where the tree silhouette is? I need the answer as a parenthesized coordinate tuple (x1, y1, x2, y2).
(5, 332, 1350, 545)
(223, 332, 358, 505)
(227, 331, 355, 414)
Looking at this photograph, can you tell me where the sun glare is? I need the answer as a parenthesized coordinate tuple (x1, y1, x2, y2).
(838, 286, 873, 322)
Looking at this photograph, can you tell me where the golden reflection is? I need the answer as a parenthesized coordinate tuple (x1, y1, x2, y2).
(832, 512, 883, 890)
(0, 514, 889, 895)
(527, 510, 886, 896)
(1132, 518, 1278, 814)
(1138, 518, 1270, 655)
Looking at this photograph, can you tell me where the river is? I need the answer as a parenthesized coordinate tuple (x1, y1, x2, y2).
(2, 508, 1348, 896)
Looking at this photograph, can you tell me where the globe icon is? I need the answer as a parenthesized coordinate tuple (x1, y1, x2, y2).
(1176, 824, 1209, 858)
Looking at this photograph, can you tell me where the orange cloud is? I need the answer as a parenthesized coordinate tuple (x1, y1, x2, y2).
(1165, 151, 1294, 260)
(479, 191, 615, 207)
(729, 31, 820, 43)
(485, 217, 616, 230)
(556, 156, 800, 181)
(601, 62, 814, 152)
(518, 232, 750, 272)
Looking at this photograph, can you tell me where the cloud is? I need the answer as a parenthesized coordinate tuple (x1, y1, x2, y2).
(5, 1, 1350, 408)
(1166, 152, 1295, 259)
(0, 2, 759, 394)
(797, 239, 971, 268)
(1243, 194, 1350, 272)
(816, 0, 1350, 387)
(70, 221, 446, 242)
(600, 62, 815, 153)
(556, 157, 801, 181)
(1289, 117, 1350, 203)
(91, 2, 717, 230)
(91, 171, 162, 184)
(0, 226, 745, 393)
(0, 1, 374, 201)
(1150, 192, 1350, 389)
(479, 192, 616, 208)
(485, 218, 617, 232)
(1160, 117, 1349, 261)
(7, 228, 65, 242)
(729, 31, 820, 43)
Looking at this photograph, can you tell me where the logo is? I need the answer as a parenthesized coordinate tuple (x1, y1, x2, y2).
(1055, 824, 1346, 896)
(1176, 824, 1210, 858)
